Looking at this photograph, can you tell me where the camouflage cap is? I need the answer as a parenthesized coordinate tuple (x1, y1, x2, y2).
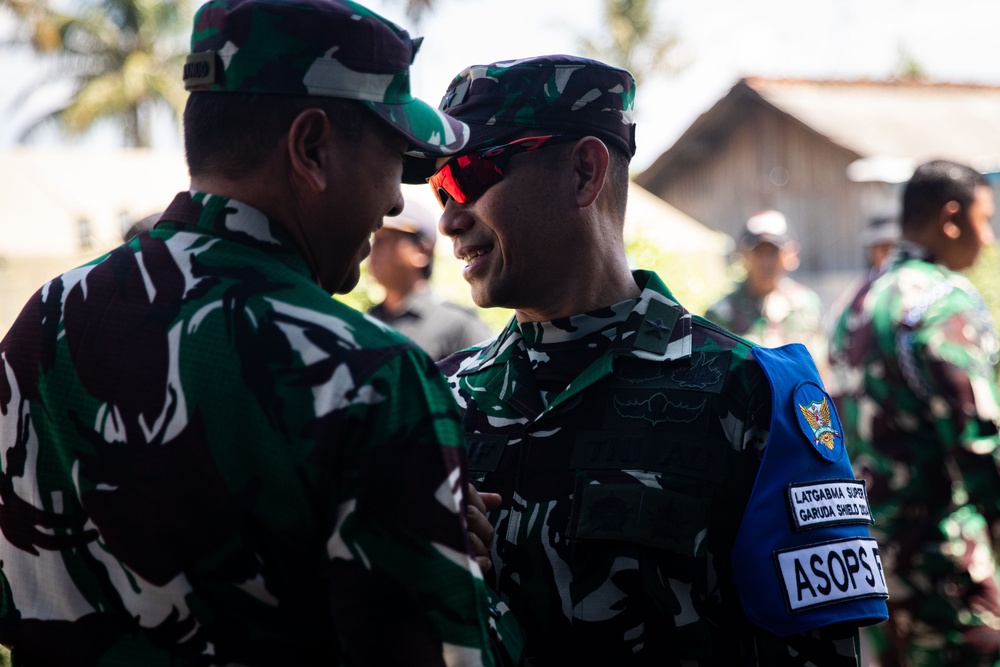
(183, 0, 468, 179)
(436, 54, 636, 157)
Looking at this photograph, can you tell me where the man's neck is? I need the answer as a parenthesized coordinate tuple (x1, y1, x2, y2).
(514, 267, 640, 324)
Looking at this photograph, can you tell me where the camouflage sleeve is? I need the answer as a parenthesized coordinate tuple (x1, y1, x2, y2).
(320, 347, 500, 666)
(902, 294, 1000, 512)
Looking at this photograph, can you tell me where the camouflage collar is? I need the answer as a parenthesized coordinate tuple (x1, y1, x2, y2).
(889, 239, 935, 266)
(456, 270, 692, 376)
(158, 191, 312, 279)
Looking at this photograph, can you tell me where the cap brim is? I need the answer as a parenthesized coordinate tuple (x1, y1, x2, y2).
(742, 233, 790, 247)
(364, 98, 470, 183)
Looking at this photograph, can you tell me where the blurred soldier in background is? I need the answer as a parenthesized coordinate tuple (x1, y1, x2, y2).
(368, 198, 491, 360)
(705, 210, 827, 375)
(830, 159, 1000, 665)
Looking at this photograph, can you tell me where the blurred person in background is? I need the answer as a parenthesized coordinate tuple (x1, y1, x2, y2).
(860, 214, 901, 273)
(829, 159, 1000, 666)
(823, 214, 902, 340)
(368, 198, 491, 360)
(705, 210, 828, 376)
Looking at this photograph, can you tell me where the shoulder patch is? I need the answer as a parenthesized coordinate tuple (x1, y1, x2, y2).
(786, 479, 874, 532)
(774, 537, 888, 614)
(793, 382, 844, 463)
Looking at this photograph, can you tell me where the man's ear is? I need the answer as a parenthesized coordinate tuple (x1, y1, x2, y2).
(570, 137, 610, 208)
(410, 248, 432, 270)
(940, 200, 964, 239)
(781, 242, 801, 272)
(287, 108, 333, 193)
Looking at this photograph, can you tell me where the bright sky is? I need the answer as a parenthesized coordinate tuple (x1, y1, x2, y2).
(2, 0, 1000, 172)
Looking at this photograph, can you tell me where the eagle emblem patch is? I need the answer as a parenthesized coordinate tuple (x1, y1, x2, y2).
(793, 382, 845, 463)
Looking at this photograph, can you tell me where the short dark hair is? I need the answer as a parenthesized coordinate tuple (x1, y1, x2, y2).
(541, 138, 630, 221)
(902, 159, 987, 231)
(183, 92, 368, 179)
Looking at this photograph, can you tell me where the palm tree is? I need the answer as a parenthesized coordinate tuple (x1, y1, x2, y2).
(1, 0, 191, 147)
(578, 0, 683, 86)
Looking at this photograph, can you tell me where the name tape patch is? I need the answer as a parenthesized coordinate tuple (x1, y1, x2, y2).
(787, 479, 874, 531)
(775, 537, 888, 614)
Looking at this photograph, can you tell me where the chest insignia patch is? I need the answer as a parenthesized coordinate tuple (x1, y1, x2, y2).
(614, 393, 706, 425)
(794, 382, 844, 463)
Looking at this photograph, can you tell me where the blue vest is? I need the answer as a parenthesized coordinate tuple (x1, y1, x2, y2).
(732, 344, 888, 636)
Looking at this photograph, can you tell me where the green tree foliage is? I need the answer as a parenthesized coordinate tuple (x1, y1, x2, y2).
(892, 43, 927, 82)
(577, 0, 683, 86)
(1, 0, 191, 146)
(625, 236, 732, 318)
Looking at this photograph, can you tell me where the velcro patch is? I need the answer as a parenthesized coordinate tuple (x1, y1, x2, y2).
(787, 480, 874, 532)
(183, 52, 218, 88)
(466, 433, 508, 472)
(568, 482, 710, 556)
(774, 537, 888, 614)
(572, 431, 726, 481)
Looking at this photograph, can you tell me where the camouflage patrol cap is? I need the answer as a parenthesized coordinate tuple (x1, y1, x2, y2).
(183, 0, 469, 177)
(437, 54, 637, 157)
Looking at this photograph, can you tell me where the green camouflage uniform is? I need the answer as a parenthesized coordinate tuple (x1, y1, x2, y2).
(438, 270, 861, 665)
(705, 277, 827, 372)
(829, 240, 1000, 665)
(0, 192, 519, 666)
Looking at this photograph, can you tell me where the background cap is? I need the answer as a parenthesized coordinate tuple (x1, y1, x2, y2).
(436, 54, 636, 157)
(184, 0, 468, 174)
(741, 210, 792, 247)
(381, 198, 437, 244)
(860, 215, 901, 248)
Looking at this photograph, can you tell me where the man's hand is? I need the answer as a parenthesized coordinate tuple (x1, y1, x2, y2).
(467, 483, 501, 574)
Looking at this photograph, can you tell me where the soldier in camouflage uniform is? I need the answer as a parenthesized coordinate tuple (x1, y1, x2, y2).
(422, 55, 887, 665)
(706, 211, 828, 377)
(0, 1, 523, 665)
(829, 159, 1000, 666)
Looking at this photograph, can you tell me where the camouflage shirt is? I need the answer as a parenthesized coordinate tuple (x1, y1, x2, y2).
(829, 241, 1000, 664)
(0, 191, 512, 666)
(438, 270, 860, 665)
(705, 277, 827, 374)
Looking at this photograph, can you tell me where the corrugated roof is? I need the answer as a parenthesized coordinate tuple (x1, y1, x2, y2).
(743, 77, 1000, 172)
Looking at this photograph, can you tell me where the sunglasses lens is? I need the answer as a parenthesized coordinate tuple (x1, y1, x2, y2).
(429, 153, 505, 208)
(428, 136, 568, 208)
(430, 160, 468, 207)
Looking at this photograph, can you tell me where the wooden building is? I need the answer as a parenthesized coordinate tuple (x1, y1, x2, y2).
(635, 77, 1000, 301)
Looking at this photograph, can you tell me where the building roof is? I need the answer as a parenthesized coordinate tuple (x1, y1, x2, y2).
(637, 77, 1000, 188)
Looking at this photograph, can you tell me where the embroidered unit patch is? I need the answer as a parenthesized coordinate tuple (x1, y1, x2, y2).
(793, 382, 845, 463)
(774, 537, 888, 614)
(787, 480, 874, 532)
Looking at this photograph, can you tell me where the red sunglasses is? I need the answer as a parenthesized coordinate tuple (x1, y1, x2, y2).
(428, 134, 578, 208)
